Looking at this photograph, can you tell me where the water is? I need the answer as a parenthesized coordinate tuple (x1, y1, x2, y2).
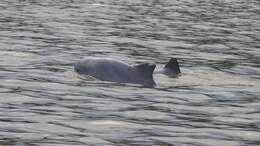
(0, 0, 260, 145)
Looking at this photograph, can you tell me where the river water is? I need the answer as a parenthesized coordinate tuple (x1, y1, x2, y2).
(0, 0, 260, 145)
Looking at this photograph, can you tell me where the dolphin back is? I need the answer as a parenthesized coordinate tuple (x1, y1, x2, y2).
(134, 63, 156, 87)
(74, 57, 156, 87)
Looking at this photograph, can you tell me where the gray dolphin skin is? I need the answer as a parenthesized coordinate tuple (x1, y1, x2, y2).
(74, 57, 156, 87)
(155, 58, 181, 77)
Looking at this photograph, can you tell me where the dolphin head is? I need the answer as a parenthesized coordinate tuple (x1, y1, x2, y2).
(74, 59, 92, 75)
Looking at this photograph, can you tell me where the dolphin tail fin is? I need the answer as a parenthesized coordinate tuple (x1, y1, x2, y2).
(164, 58, 181, 74)
(134, 63, 156, 87)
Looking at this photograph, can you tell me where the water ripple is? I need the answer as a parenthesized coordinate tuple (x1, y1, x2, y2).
(0, 0, 260, 145)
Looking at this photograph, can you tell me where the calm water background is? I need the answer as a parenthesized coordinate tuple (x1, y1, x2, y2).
(0, 0, 260, 145)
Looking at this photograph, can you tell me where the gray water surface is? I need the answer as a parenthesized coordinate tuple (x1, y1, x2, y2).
(0, 0, 260, 145)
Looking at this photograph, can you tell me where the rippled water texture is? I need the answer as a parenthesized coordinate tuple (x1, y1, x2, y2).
(0, 0, 260, 145)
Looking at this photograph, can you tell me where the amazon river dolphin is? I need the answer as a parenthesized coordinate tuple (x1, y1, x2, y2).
(74, 57, 180, 87)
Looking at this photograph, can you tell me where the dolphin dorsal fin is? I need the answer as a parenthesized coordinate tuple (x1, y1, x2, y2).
(134, 63, 156, 75)
(165, 58, 181, 74)
(134, 63, 156, 87)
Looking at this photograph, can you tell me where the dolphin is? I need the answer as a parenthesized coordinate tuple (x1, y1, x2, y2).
(155, 58, 181, 77)
(74, 57, 156, 87)
(74, 57, 181, 87)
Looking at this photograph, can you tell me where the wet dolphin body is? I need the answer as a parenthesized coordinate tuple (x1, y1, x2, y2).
(74, 57, 156, 87)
